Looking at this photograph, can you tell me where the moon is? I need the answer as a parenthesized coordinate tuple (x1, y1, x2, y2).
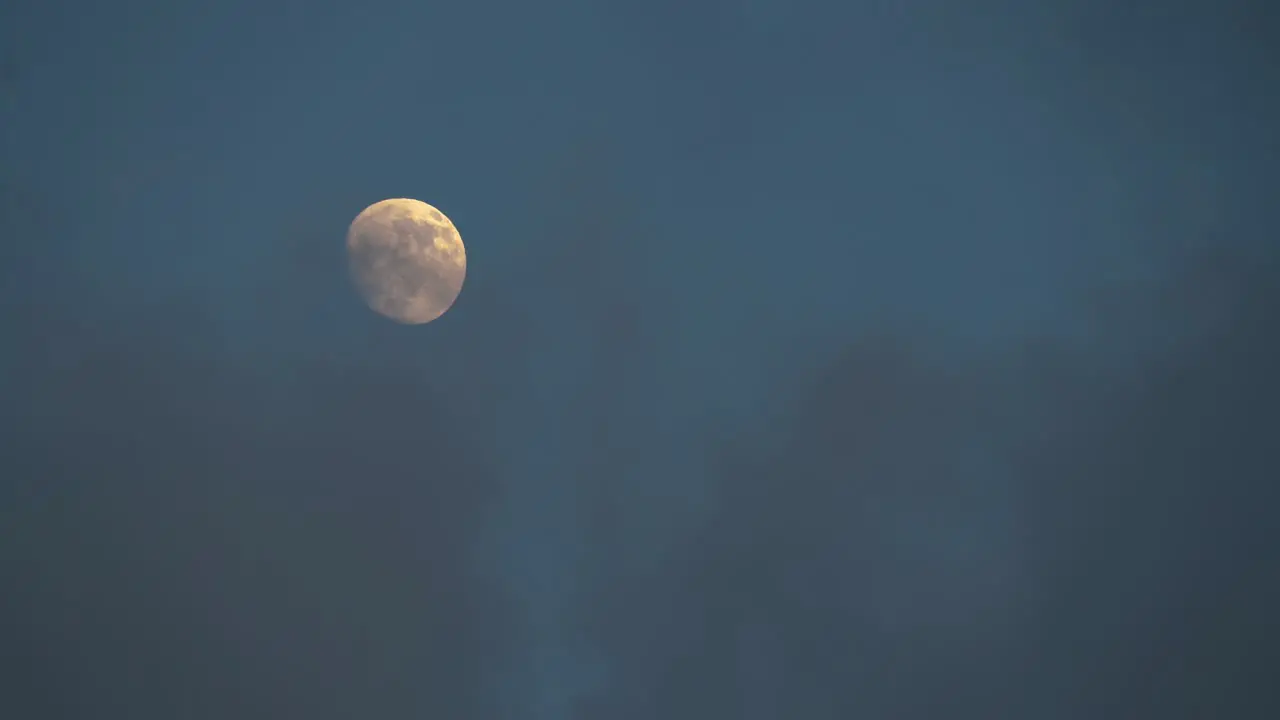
(346, 198, 467, 324)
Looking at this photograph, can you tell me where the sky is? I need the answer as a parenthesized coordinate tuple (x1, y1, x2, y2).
(2, 0, 1277, 718)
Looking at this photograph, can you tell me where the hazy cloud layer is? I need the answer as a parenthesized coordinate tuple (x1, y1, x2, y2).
(3, 0, 1276, 718)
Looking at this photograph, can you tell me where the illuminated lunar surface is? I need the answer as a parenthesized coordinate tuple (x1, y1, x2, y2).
(346, 198, 467, 324)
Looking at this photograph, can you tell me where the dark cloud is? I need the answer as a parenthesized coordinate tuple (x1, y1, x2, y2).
(0, 185, 514, 719)
(560, 241, 1279, 718)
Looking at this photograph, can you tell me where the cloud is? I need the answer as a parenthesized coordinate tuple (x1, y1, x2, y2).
(566, 243, 1279, 718)
(0, 186, 515, 718)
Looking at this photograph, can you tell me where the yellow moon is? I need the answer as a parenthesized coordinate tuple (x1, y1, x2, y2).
(346, 198, 467, 324)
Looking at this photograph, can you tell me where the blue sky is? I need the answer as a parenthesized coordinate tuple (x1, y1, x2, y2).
(3, 1, 1275, 717)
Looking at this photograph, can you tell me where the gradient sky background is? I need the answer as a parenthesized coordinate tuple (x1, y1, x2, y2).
(2, 1, 1277, 718)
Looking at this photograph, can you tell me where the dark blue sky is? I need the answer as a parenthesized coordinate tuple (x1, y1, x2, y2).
(3, 1, 1276, 718)
(9, 0, 1261, 339)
